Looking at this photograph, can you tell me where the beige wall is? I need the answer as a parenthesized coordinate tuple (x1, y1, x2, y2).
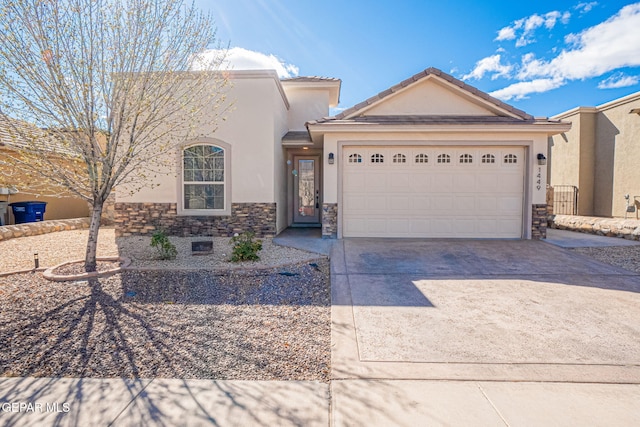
(0, 147, 89, 223)
(551, 92, 640, 218)
(283, 87, 330, 131)
(273, 83, 290, 233)
(2, 193, 88, 224)
(364, 78, 499, 116)
(117, 72, 288, 207)
(548, 108, 597, 215)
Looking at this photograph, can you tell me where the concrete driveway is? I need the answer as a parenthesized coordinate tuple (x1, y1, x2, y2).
(331, 238, 640, 425)
(331, 238, 640, 381)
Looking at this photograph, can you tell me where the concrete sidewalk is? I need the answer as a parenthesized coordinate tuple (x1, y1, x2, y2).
(3, 377, 640, 426)
(0, 378, 329, 426)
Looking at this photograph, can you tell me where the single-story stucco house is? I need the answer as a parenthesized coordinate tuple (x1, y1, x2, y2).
(549, 91, 640, 218)
(114, 67, 570, 239)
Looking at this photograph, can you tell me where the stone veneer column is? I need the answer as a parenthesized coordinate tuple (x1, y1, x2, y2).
(114, 202, 276, 237)
(531, 204, 548, 239)
(322, 203, 337, 239)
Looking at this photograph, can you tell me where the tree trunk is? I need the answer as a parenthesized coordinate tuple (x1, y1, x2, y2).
(85, 201, 104, 272)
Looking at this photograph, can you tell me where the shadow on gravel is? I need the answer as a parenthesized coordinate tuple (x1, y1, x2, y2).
(0, 260, 331, 409)
(120, 261, 330, 306)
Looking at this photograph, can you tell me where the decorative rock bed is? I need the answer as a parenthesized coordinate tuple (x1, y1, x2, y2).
(0, 218, 90, 242)
(550, 214, 640, 240)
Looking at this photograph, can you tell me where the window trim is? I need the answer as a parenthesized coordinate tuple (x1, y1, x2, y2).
(178, 138, 231, 216)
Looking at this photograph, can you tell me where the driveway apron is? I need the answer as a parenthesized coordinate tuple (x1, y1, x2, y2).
(331, 238, 640, 383)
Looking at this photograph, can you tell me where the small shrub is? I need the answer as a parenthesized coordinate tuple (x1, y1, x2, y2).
(230, 231, 262, 262)
(150, 230, 177, 260)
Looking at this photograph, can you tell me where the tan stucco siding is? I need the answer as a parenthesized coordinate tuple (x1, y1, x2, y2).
(549, 110, 596, 216)
(601, 99, 640, 217)
(117, 76, 279, 206)
(3, 193, 88, 223)
(284, 88, 330, 131)
(551, 95, 640, 218)
(363, 79, 498, 116)
(273, 84, 289, 233)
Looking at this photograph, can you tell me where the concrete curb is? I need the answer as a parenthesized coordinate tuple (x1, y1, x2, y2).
(42, 256, 131, 282)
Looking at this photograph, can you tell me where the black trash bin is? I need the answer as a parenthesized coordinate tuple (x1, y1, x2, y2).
(10, 201, 47, 224)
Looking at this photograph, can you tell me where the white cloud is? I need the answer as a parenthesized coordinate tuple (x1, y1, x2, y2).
(576, 2, 598, 14)
(490, 78, 565, 101)
(495, 10, 570, 47)
(519, 3, 640, 81)
(482, 3, 640, 100)
(598, 73, 639, 89)
(462, 54, 513, 80)
(196, 47, 299, 78)
(495, 26, 516, 41)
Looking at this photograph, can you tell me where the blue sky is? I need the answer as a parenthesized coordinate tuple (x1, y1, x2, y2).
(195, 0, 640, 117)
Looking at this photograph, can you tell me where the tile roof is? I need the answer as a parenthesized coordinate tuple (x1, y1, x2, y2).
(0, 114, 76, 155)
(323, 115, 535, 125)
(282, 130, 312, 143)
(308, 67, 534, 125)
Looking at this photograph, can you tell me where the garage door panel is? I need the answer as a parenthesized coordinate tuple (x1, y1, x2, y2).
(342, 146, 524, 238)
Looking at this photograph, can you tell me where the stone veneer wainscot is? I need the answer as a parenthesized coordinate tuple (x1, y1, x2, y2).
(531, 204, 548, 240)
(322, 203, 337, 239)
(114, 202, 276, 237)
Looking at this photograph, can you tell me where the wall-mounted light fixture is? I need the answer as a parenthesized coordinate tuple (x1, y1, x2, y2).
(629, 108, 640, 115)
(328, 152, 335, 165)
(537, 153, 547, 166)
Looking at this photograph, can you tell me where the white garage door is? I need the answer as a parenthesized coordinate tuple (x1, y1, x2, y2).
(342, 146, 525, 238)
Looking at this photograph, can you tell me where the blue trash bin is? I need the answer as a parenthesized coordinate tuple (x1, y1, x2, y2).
(10, 201, 47, 224)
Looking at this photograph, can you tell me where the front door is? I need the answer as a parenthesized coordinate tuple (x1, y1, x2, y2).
(293, 155, 321, 224)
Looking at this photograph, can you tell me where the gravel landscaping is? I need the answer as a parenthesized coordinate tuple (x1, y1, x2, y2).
(569, 246, 640, 274)
(0, 260, 330, 381)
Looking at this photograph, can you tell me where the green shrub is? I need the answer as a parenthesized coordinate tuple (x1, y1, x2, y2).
(230, 231, 262, 262)
(150, 230, 177, 260)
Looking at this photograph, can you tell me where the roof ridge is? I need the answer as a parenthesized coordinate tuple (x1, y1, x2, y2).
(325, 67, 533, 122)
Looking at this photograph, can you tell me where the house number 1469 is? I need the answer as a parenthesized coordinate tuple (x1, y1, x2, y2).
(536, 167, 542, 191)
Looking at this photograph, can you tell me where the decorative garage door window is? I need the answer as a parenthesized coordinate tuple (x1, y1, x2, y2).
(371, 153, 384, 163)
(393, 153, 407, 163)
(415, 153, 428, 163)
(504, 154, 518, 164)
(183, 144, 225, 210)
(348, 153, 362, 163)
(482, 154, 496, 163)
(437, 154, 451, 164)
(459, 154, 473, 164)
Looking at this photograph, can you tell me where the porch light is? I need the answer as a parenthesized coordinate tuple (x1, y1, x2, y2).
(34, 253, 39, 269)
(537, 153, 547, 165)
(328, 152, 335, 165)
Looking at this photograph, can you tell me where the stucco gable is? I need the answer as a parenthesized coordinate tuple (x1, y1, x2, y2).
(312, 67, 532, 124)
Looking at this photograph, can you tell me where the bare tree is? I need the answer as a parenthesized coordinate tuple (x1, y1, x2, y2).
(0, 0, 227, 271)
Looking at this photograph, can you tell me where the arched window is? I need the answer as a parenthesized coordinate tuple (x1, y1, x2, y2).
(459, 154, 473, 164)
(481, 154, 495, 164)
(415, 154, 428, 163)
(393, 153, 407, 163)
(437, 154, 451, 164)
(183, 144, 225, 210)
(504, 154, 518, 164)
(348, 153, 362, 163)
(371, 153, 384, 163)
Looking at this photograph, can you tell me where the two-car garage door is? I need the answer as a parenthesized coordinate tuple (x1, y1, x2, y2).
(342, 146, 525, 238)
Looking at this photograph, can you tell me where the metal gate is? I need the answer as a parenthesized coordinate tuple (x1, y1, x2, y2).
(553, 185, 578, 215)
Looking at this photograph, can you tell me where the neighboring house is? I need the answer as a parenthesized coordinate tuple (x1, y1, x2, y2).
(114, 67, 569, 239)
(549, 91, 640, 218)
(0, 115, 89, 224)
